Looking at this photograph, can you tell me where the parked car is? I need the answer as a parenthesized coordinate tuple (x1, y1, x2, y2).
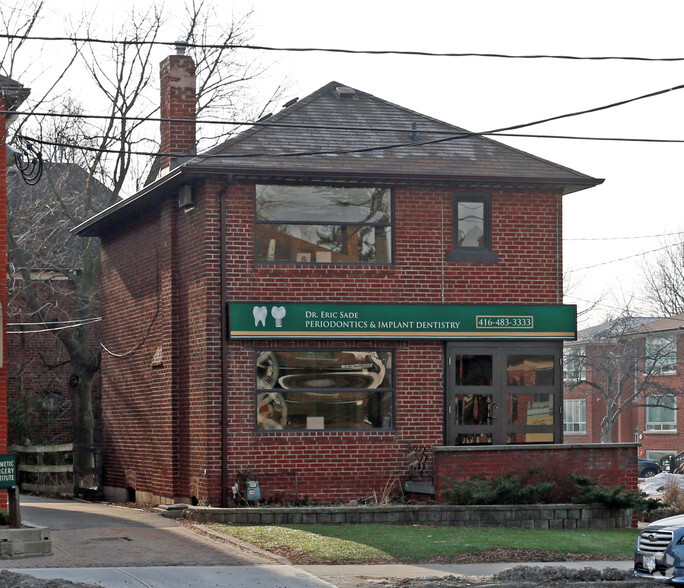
(639, 458, 662, 478)
(635, 514, 684, 582)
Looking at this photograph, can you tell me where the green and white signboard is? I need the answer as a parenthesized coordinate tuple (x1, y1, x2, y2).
(0, 454, 17, 489)
(228, 303, 576, 340)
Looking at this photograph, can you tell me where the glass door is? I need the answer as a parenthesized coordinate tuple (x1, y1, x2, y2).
(446, 342, 562, 446)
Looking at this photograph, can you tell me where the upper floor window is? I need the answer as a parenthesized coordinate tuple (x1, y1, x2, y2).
(446, 191, 498, 263)
(255, 185, 392, 264)
(645, 335, 677, 375)
(646, 394, 677, 431)
(563, 347, 586, 382)
(563, 398, 586, 433)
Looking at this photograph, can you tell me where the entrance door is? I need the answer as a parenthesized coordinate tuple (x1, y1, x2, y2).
(446, 341, 562, 445)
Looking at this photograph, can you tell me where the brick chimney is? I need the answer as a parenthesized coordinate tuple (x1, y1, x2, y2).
(159, 43, 196, 173)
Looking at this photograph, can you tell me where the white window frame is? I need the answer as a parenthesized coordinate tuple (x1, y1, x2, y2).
(645, 335, 677, 375)
(646, 394, 677, 431)
(563, 398, 586, 434)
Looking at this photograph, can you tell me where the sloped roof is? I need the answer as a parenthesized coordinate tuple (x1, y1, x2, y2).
(75, 81, 603, 237)
(632, 314, 684, 335)
(187, 81, 600, 189)
(576, 317, 661, 341)
(570, 315, 684, 345)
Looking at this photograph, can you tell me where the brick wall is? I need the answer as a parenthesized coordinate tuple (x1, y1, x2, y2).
(433, 443, 639, 501)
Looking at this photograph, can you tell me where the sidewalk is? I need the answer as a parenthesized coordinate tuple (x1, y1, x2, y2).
(3, 560, 635, 588)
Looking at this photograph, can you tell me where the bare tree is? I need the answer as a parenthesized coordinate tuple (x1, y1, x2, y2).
(641, 237, 684, 316)
(2, 0, 285, 487)
(565, 315, 680, 443)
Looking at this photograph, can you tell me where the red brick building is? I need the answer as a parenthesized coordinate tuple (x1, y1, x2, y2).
(1, 75, 30, 504)
(75, 51, 611, 506)
(564, 315, 684, 467)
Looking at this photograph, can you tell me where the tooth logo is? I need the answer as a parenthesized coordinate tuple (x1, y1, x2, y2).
(271, 306, 286, 328)
(253, 306, 268, 327)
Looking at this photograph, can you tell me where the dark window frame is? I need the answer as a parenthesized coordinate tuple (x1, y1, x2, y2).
(254, 347, 396, 433)
(254, 184, 395, 265)
(446, 190, 498, 263)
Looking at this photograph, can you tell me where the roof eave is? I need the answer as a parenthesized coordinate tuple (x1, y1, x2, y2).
(73, 166, 603, 237)
(72, 167, 184, 237)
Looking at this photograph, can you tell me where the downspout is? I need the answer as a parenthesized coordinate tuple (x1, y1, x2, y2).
(219, 179, 229, 506)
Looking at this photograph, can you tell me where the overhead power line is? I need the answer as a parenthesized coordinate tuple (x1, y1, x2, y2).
(568, 241, 684, 272)
(565, 231, 684, 242)
(5, 79, 684, 155)
(11, 81, 684, 159)
(2, 33, 684, 62)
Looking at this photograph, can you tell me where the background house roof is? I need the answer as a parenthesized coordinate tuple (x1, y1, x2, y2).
(571, 315, 684, 345)
(0, 75, 30, 121)
(75, 80, 603, 237)
(9, 163, 116, 271)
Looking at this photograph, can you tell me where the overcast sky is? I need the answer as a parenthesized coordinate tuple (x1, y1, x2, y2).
(16, 0, 684, 326)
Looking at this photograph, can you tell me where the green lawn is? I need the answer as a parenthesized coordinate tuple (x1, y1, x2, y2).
(205, 523, 639, 563)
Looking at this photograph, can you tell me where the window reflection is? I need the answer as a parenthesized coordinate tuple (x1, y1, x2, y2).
(255, 185, 392, 264)
(256, 350, 393, 431)
(508, 394, 553, 426)
(455, 433, 492, 445)
(507, 433, 554, 444)
(454, 355, 493, 386)
(457, 202, 484, 247)
(507, 355, 554, 386)
(455, 394, 493, 425)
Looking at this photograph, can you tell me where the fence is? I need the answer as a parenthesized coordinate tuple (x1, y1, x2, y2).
(670, 450, 684, 473)
(10, 444, 102, 499)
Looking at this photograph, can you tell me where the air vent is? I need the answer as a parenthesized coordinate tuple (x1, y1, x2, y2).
(335, 86, 356, 98)
(282, 97, 299, 108)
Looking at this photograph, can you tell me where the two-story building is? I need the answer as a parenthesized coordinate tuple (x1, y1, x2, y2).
(74, 50, 619, 506)
(564, 314, 684, 466)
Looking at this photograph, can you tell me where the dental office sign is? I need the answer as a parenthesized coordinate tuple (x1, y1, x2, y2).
(229, 303, 576, 340)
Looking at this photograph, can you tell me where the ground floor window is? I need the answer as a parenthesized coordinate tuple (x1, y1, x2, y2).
(447, 341, 562, 445)
(255, 349, 393, 431)
(646, 394, 677, 431)
(646, 450, 675, 469)
(563, 398, 587, 433)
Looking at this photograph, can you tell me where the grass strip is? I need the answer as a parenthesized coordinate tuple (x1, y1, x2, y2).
(206, 523, 639, 563)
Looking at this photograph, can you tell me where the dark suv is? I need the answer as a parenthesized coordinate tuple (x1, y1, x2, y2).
(639, 458, 662, 478)
(635, 514, 684, 583)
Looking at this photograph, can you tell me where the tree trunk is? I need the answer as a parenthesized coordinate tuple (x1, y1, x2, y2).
(70, 362, 96, 489)
(600, 420, 615, 443)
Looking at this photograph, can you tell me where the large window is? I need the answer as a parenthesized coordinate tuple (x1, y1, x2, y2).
(563, 398, 586, 433)
(646, 394, 677, 431)
(255, 350, 393, 431)
(645, 335, 677, 375)
(255, 185, 392, 264)
(447, 191, 498, 263)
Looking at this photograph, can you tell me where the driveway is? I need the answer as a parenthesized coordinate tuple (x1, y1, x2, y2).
(7, 495, 272, 568)
(0, 495, 334, 587)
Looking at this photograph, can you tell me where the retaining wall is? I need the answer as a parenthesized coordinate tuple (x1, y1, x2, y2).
(185, 503, 633, 528)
